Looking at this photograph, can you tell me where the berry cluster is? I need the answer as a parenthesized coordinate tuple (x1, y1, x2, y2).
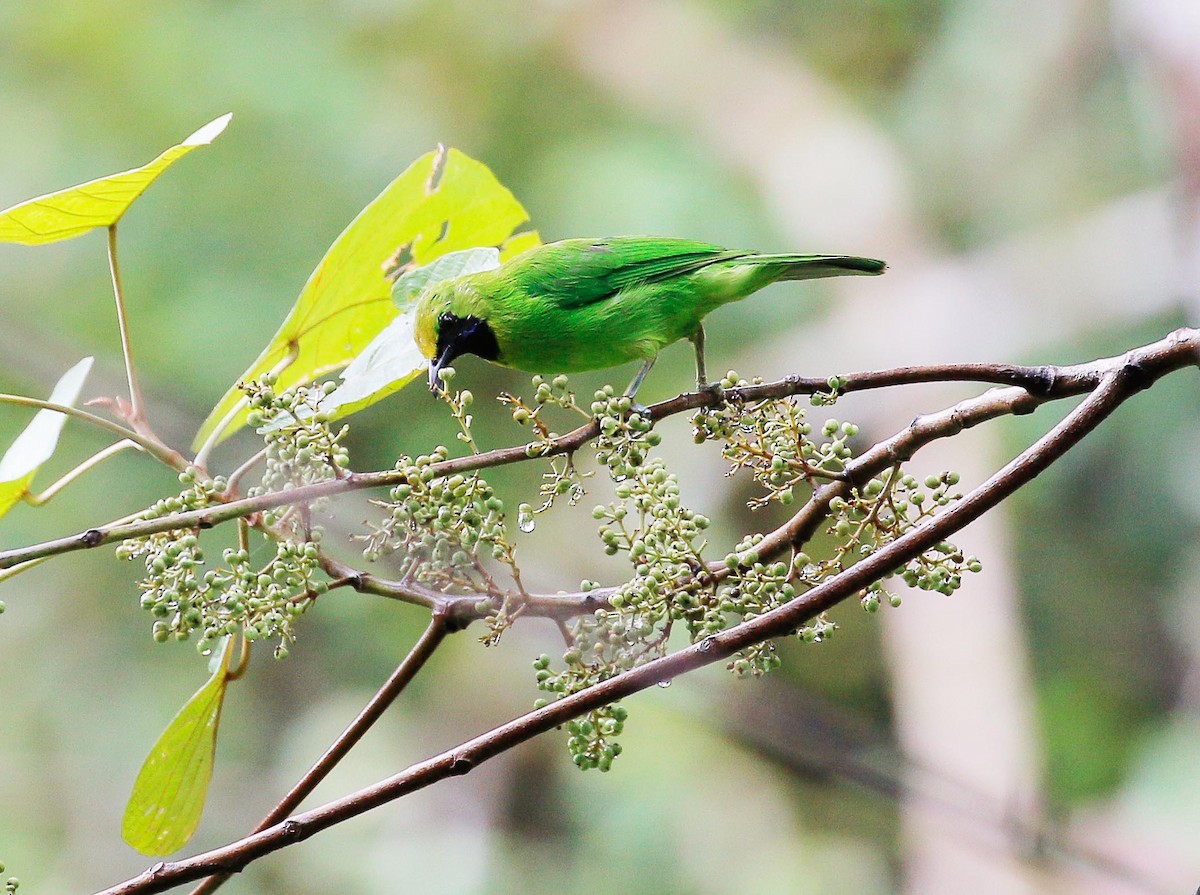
(117, 374, 354, 659)
(500, 373, 593, 517)
(118, 469, 325, 658)
(697, 372, 858, 507)
(536, 388, 706, 768)
(366, 447, 518, 598)
(242, 376, 350, 520)
(532, 653, 628, 771)
(591, 387, 662, 478)
(825, 469, 982, 607)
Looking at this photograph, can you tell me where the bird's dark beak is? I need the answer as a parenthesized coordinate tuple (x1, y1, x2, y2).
(428, 350, 453, 393)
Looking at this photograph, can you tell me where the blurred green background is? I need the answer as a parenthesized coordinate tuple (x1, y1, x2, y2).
(2, 1, 1199, 892)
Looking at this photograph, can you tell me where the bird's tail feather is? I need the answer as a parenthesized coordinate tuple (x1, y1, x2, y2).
(747, 254, 887, 282)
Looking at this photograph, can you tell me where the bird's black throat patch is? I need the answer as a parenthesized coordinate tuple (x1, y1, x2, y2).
(435, 313, 500, 368)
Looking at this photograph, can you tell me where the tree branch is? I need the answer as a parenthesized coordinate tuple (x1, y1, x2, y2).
(95, 331, 1196, 895)
(7, 331, 1193, 573)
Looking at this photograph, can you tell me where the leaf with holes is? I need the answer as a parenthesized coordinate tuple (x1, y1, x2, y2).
(194, 147, 538, 449)
(121, 639, 234, 856)
(0, 357, 94, 519)
(0, 114, 230, 245)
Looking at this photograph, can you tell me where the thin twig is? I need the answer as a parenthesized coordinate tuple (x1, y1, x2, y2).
(23, 440, 138, 505)
(0, 554, 50, 584)
(226, 447, 268, 495)
(0, 506, 148, 587)
(107, 225, 146, 428)
(0, 393, 179, 467)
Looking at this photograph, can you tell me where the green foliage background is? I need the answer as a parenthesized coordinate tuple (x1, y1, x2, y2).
(1, 1, 1197, 892)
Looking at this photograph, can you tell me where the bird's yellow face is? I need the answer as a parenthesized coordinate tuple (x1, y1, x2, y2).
(412, 288, 446, 361)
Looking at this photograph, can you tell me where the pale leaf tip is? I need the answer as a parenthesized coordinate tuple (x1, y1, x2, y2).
(183, 113, 233, 147)
(56, 356, 95, 395)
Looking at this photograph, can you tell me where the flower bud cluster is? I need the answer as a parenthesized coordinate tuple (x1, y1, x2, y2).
(810, 374, 847, 406)
(718, 532, 842, 671)
(241, 376, 350, 511)
(532, 654, 627, 771)
(830, 470, 982, 600)
(591, 457, 714, 645)
(117, 468, 323, 658)
(366, 447, 518, 595)
(434, 368, 483, 453)
(691, 371, 757, 444)
(208, 539, 323, 658)
(591, 387, 662, 478)
(781, 466, 981, 619)
(537, 406, 707, 769)
(693, 382, 981, 609)
(502, 372, 583, 439)
(116, 469, 221, 643)
(531, 373, 577, 411)
(501, 374, 592, 518)
(711, 389, 859, 508)
(516, 375, 984, 771)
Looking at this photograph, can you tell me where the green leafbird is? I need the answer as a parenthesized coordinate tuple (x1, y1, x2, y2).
(413, 237, 886, 398)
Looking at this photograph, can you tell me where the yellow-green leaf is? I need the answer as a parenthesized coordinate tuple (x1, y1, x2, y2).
(194, 146, 538, 448)
(0, 357, 94, 520)
(0, 113, 231, 245)
(122, 640, 233, 855)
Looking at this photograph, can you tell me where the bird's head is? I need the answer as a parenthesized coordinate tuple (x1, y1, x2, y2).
(413, 281, 500, 392)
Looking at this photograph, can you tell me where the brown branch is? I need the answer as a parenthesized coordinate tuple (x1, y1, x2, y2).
(318, 554, 611, 628)
(0, 346, 1141, 572)
(95, 334, 1197, 895)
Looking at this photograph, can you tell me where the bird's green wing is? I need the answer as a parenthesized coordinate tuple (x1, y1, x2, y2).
(521, 237, 742, 309)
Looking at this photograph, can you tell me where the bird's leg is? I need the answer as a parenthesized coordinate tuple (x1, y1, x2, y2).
(623, 355, 657, 417)
(689, 325, 724, 403)
(691, 325, 709, 389)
